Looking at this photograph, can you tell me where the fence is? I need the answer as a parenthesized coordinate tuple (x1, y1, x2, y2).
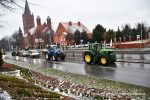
(64, 50, 150, 60)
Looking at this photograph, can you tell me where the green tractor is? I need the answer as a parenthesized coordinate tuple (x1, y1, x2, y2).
(83, 43, 116, 65)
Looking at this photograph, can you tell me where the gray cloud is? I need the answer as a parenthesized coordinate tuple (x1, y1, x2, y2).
(0, 0, 149, 39)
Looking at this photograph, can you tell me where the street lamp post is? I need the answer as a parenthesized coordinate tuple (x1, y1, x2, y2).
(137, 35, 140, 51)
(141, 25, 143, 42)
(60, 38, 65, 50)
(49, 32, 52, 45)
(149, 32, 150, 41)
(104, 40, 106, 49)
(63, 38, 65, 50)
(140, 25, 143, 50)
(80, 39, 83, 48)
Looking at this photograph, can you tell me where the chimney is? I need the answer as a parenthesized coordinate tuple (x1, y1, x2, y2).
(69, 21, 72, 26)
(36, 15, 41, 26)
(78, 21, 81, 26)
(47, 16, 51, 28)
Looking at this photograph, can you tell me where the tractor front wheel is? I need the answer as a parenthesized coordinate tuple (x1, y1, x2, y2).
(83, 53, 93, 64)
(100, 56, 108, 65)
(45, 53, 51, 61)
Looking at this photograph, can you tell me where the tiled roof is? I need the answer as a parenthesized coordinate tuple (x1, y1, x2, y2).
(35, 38, 44, 43)
(29, 27, 37, 35)
(43, 27, 54, 34)
(28, 23, 52, 35)
(23, 33, 28, 37)
(60, 22, 91, 33)
(42, 27, 49, 33)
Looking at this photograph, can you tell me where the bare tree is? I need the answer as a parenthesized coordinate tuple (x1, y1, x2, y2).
(11, 28, 23, 49)
(0, 48, 4, 68)
(0, 0, 21, 10)
(0, 36, 11, 51)
(0, 0, 44, 11)
(66, 33, 74, 45)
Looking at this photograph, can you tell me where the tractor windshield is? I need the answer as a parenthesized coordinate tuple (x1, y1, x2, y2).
(108, 51, 113, 55)
(88, 43, 102, 50)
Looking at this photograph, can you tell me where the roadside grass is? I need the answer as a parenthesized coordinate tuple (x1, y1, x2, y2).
(3, 60, 150, 99)
(0, 74, 61, 99)
(44, 68, 150, 95)
(0, 63, 73, 99)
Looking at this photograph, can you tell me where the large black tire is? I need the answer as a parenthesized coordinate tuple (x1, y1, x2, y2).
(83, 52, 93, 64)
(99, 56, 108, 65)
(54, 55, 58, 61)
(45, 53, 51, 61)
(59, 53, 65, 60)
(37, 55, 40, 58)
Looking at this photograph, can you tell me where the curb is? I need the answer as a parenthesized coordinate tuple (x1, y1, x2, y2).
(116, 59, 150, 64)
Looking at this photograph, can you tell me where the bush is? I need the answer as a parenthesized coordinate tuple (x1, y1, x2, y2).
(0, 49, 3, 68)
(0, 49, 2, 58)
(17, 88, 31, 97)
(11, 50, 16, 56)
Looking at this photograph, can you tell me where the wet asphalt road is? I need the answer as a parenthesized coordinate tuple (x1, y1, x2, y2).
(4, 55, 150, 88)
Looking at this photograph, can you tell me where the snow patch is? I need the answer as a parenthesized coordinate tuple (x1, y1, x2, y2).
(1, 70, 22, 79)
(0, 88, 12, 100)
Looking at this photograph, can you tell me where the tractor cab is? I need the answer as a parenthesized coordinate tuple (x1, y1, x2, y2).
(83, 43, 116, 65)
(88, 43, 102, 54)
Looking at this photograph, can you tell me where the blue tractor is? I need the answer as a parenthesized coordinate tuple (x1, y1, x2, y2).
(45, 46, 65, 61)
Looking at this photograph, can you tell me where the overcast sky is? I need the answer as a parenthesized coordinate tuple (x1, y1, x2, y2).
(0, 0, 150, 39)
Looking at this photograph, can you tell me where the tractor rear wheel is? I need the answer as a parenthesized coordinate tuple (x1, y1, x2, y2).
(60, 53, 65, 60)
(100, 56, 108, 65)
(83, 52, 93, 64)
(54, 56, 58, 61)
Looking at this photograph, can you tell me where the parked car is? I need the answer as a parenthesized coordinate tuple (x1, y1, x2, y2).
(11, 49, 19, 56)
(27, 50, 39, 58)
(19, 50, 29, 57)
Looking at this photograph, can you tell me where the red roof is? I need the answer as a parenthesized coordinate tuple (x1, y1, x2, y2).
(60, 22, 91, 34)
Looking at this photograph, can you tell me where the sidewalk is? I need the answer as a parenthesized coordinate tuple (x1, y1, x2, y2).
(112, 47, 150, 51)
(117, 59, 150, 64)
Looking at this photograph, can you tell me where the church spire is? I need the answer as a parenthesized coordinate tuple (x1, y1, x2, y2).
(24, 0, 31, 15)
(19, 26, 22, 33)
(22, 0, 34, 34)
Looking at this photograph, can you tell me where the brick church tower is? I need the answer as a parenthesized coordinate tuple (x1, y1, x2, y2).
(22, 0, 34, 34)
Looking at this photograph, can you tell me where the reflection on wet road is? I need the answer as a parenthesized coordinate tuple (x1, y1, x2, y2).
(6, 56, 150, 88)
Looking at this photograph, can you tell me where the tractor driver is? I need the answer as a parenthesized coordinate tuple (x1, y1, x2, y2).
(93, 44, 98, 54)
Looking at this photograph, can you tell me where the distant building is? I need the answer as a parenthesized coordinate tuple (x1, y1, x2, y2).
(22, 0, 34, 35)
(54, 21, 92, 45)
(22, 0, 54, 48)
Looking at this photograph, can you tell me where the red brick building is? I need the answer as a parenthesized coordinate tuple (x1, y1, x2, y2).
(54, 21, 92, 45)
(22, 0, 54, 48)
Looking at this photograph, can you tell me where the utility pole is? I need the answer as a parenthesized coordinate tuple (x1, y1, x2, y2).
(141, 24, 143, 50)
(141, 24, 143, 42)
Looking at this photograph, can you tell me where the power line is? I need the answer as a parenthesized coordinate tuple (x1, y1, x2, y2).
(20, 0, 44, 7)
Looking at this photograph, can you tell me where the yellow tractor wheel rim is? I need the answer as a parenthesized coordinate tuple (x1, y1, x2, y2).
(85, 55, 91, 63)
(101, 57, 106, 64)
